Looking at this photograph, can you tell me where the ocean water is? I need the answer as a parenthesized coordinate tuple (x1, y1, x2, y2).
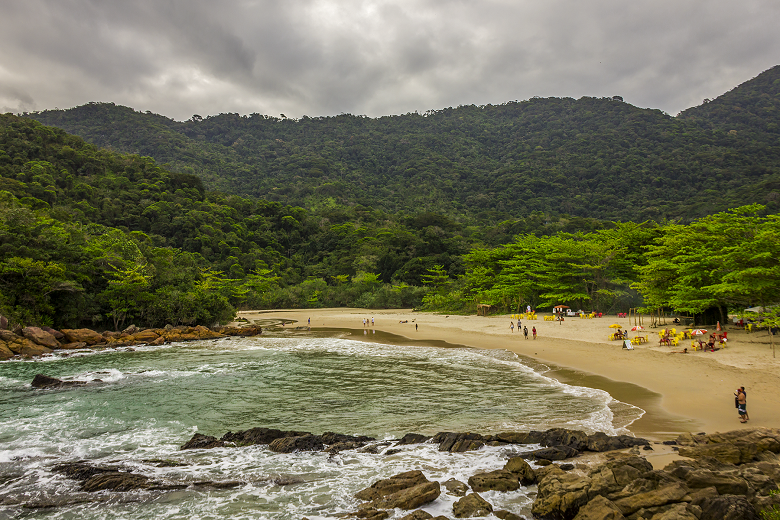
(0, 329, 643, 519)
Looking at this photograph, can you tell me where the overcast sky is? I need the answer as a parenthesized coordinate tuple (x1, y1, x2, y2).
(1, 0, 778, 121)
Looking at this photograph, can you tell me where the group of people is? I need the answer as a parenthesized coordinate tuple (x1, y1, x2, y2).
(510, 321, 536, 339)
(614, 329, 628, 340)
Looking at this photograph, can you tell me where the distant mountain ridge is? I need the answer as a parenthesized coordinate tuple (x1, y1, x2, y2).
(27, 65, 780, 222)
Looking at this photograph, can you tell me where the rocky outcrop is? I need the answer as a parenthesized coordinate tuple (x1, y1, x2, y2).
(529, 428, 780, 520)
(0, 324, 263, 360)
(180, 427, 375, 454)
(31, 374, 87, 389)
(22, 326, 61, 349)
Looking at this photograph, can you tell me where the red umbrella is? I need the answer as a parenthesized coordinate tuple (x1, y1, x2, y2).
(631, 326, 645, 331)
(691, 329, 707, 335)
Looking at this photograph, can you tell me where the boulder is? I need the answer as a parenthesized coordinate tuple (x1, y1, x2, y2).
(433, 432, 486, 452)
(22, 326, 61, 348)
(0, 342, 13, 360)
(586, 432, 650, 452)
(374, 481, 441, 510)
(532, 471, 591, 519)
(452, 493, 493, 518)
(531, 446, 579, 461)
(213, 325, 263, 336)
(122, 324, 140, 335)
(468, 469, 520, 492)
(400, 511, 433, 520)
(572, 495, 625, 520)
(694, 495, 760, 520)
(348, 508, 390, 520)
(130, 330, 161, 343)
(442, 478, 469, 497)
(0, 314, 7, 329)
(644, 503, 700, 520)
(15, 340, 53, 357)
(81, 472, 153, 492)
(321, 431, 375, 445)
(494, 510, 525, 520)
(504, 456, 537, 485)
(268, 434, 324, 453)
(612, 482, 689, 516)
(355, 470, 429, 502)
(539, 429, 589, 451)
(180, 433, 227, 450)
(60, 342, 88, 350)
(397, 433, 432, 445)
(220, 427, 311, 446)
(62, 328, 105, 345)
(678, 443, 752, 465)
(684, 469, 748, 495)
(31, 374, 86, 389)
(491, 431, 534, 444)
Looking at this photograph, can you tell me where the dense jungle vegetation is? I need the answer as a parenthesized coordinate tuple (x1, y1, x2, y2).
(1, 66, 779, 329)
(28, 66, 780, 223)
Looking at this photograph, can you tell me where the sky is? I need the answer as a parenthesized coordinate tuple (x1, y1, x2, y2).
(1, 0, 779, 121)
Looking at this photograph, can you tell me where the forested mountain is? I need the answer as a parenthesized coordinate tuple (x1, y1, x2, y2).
(27, 66, 780, 223)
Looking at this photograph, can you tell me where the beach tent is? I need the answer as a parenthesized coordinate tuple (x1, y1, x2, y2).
(745, 306, 765, 313)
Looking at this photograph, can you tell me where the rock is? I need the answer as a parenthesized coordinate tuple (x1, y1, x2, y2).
(61, 328, 105, 345)
(492, 431, 535, 444)
(678, 443, 750, 465)
(572, 495, 625, 520)
(22, 326, 61, 348)
(397, 433, 432, 445)
(648, 503, 701, 520)
(494, 510, 526, 520)
(81, 472, 153, 492)
(213, 325, 263, 336)
(348, 507, 390, 520)
(130, 330, 161, 343)
(180, 433, 227, 450)
(60, 342, 88, 350)
(586, 432, 650, 452)
(433, 432, 486, 452)
(375, 481, 441, 510)
(684, 469, 749, 495)
(1, 330, 53, 357)
(452, 492, 493, 518)
(694, 495, 760, 520)
(31, 374, 86, 389)
(539, 428, 589, 451)
(531, 446, 579, 461)
(468, 469, 520, 492)
(400, 511, 433, 520)
(221, 427, 311, 446)
(442, 478, 469, 497)
(0, 342, 13, 360)
(612, 482, 689, 516)
(0, 314, 7, 329)
(532, 471, 591, 519)
(122, 324, 140, 335)
(355, 470, 429, 502)
(504, 456, 536, 485)
(268, 434, 324, 453)
(321, 431, 375, 445)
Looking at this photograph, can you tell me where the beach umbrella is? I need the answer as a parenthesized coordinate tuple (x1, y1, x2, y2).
(609, 323, 622, 328)
(631, 325, 645, 331)
(691, 329, 707, 335)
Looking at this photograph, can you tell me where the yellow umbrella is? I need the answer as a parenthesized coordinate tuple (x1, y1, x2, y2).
(609, 323, 622, 328)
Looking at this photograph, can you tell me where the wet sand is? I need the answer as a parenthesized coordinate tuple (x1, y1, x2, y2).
(236, 308, 780, 441)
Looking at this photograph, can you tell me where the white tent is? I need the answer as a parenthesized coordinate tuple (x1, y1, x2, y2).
(745, 306, 765, 313)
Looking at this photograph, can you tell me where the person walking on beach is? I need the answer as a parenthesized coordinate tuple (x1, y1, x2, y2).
(523, 326, 528, 339)
(532, 326, 537, 339)
(415, 323, 418, 331)
(517, 319, 521, 330)
(736, 387, 748, 423)
(371, 317, 374, 326)
(510, 322, 515, 333)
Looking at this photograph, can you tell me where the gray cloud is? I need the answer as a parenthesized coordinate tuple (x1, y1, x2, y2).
(0, 0, 778, 120)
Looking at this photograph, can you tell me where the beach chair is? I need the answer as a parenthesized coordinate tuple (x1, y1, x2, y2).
(690, 340, 698, 351)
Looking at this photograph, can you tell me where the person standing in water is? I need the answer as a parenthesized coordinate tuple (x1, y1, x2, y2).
(510, 321, 515, 333)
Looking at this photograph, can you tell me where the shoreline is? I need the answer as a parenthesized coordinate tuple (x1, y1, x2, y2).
(237, 308, 780, 441)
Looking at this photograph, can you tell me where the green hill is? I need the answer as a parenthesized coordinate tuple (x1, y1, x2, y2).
(26, 66, 780, 222)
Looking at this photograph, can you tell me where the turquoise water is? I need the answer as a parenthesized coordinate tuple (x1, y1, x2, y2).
(0, 329, 642, 519)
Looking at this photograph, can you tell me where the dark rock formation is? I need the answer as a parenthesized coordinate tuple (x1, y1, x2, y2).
(22, 326, 61, 349)
(31, 374, 87, 389)
(269, 434, 324, 453)
(397, 433, 432, 445)
(442, 478, 469, 497)
(221, 427, 312, 446)
(180, 433, 227, 450)
(468, 470, 520, 492)
(504, 456, 536, 485)
(433, 432, 486, 452)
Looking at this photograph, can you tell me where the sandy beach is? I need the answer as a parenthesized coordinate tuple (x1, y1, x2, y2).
(237, 308, 780, 441)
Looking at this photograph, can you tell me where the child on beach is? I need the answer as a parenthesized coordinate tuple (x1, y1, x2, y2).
(532, 326, 537, 339)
